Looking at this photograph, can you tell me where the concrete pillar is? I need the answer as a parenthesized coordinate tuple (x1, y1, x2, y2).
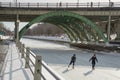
(107, 15, 111, 41)
(21, 44, 25, 58)
(25, 47, 30, 68)
(19, 42, 23, 53)
(18, 41, 21, 52)
(34, 55, 42, 80)
(107, 1, 112, 41)
(14, 14, 19, 42)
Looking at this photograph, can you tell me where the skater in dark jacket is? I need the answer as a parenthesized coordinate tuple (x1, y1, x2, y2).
(68, 54, 76, 69)
(89, 54, 98, 70)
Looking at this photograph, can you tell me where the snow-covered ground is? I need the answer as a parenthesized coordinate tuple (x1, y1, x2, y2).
(21, 38, 120, 80)
(24, 33, 118, 42)
(24, 35, 70, 42)
(0, 35, 11, 40)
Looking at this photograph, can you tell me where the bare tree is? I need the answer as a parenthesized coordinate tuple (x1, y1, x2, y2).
(25, 23, 65, 36)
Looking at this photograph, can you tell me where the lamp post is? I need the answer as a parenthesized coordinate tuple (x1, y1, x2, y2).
(77, 0, 79, 7)
(16, 0, 17, 7)
(13, 0, 17, 7)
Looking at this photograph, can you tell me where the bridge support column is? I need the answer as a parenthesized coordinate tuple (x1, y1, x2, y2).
(14, 14, 19, 42)
(107, 15, 111, 41)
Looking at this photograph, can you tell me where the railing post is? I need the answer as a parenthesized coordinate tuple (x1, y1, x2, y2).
(98, 2, 100, 8)
(18, 42, 21, 52)
(25, 47, 30, 68)
(47, 3, 48, 7)
(56, 3, 58, 7)
(19, 2, 20, 7)
(28, 3, 30, 8)
(34, 55, 42, 80)
(20, 42, 22, 53)
(16, 41, 20, 51)
(9, 2, 11, 7)
(0, 2, 1, 7)
(77, 3, 79, 7)
(21, 44, 25, 58)
(66, 3, 68, 8)
(87, 2, 89, 7)
(37, 3, 39, 7)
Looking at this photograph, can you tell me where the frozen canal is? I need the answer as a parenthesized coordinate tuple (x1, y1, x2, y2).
(21, 38, 120, 80)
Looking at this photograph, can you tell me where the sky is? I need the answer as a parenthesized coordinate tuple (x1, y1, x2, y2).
(0, 0, 120, 31)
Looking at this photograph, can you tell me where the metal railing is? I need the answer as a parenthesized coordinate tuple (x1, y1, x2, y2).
(16, 41, 65, 80)
(0, 2, 120, 8)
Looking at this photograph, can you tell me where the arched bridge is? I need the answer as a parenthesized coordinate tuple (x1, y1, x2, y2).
(0, 2, 120, 42)
(19, 11, 108, 42)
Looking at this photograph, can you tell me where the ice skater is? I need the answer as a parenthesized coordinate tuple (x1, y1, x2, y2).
(89, 54, 98, 70)
(68, 54, 76, 69)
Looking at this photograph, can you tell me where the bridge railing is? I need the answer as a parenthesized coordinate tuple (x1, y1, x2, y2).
(0, 2, 120, 8)
(16, 41, 65, 80)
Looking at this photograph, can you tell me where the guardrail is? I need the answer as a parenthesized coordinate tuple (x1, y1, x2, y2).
(0, 2, 120, 8)
(16, 41, 65, 80)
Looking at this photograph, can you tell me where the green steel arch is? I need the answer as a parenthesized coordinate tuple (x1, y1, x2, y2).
(47, 18, 78, 41)
(19, 11, 108, 42)
(46, 16, 88, 42)
(48, 17, 89, 41)
(45, 20, 76, 41)
(43, 16, 79, 41)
